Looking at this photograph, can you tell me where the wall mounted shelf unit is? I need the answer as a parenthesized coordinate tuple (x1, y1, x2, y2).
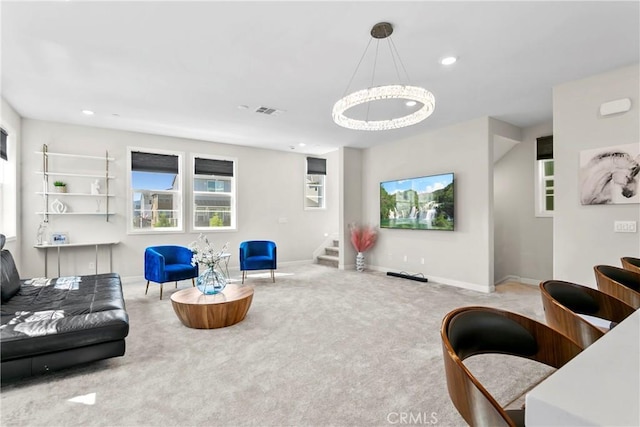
(36, 144, 115, 222)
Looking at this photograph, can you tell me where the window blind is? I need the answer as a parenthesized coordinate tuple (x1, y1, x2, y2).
(131, 151, 179, 173)
(194, 157, 234, 177)
(307, 157, 326, 175)
(0, 128, 7, 161)
(536, 135, 553, 160)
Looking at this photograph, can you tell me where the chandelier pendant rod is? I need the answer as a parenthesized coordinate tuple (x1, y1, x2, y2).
(341, 37, 374, 97)
(386, 38, 404, 84)
(366, 40, 382, 122)
(389, 37, 413, 85)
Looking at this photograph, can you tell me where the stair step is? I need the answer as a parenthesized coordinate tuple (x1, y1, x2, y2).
(325, 246, 339, 255)
(317, 254, 339, 268)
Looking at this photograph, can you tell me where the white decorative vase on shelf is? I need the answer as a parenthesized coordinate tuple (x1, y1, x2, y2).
(91, 179, 101, 195)
(51, 199, 67, 214)
(356, 252, 365, 272)
(36, 221, 48, 245)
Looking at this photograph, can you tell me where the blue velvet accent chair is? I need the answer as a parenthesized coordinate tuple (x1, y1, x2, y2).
(144, 246, 198, 299)
(239, 240, 277, 284)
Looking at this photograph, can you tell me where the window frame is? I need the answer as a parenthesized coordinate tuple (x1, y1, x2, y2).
(304, 157, 327, 210)
(0, 158, 5, 235)
(190, 153, 237, 232)
(127, 147, 184, 234)
(0, 126, 16, 239)
(535, 158, 554, 217)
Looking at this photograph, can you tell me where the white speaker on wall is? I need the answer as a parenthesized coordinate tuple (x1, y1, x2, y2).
(599, 98, 632, 116)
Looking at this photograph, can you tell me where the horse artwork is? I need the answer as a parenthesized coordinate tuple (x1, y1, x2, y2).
(580, 143, 640, 205)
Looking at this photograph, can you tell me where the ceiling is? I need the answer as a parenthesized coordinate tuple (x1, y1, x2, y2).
(2, 1, 639, 155)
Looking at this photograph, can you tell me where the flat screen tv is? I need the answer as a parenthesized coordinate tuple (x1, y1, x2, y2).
(380, 172, 454, 231)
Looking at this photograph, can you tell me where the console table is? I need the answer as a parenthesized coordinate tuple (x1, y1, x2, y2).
(34, 241, 119, 277)
(525, 309, 640, 426)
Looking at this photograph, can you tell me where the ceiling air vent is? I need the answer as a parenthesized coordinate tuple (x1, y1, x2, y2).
(255, 106, 284, 116)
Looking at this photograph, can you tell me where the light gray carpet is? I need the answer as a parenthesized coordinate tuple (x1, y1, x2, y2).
(1, 265, 552, 426)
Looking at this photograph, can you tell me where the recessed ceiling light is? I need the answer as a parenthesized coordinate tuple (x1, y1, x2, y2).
(237, 105, 249, 110)
(405, 100, 417, 107)
(441, 56, 457, 66)
(298, 143, 306, 147)
(82, 110, 94, 115)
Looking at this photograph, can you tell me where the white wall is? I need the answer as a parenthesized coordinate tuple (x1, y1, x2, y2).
(554, 64, 640, 286)
(338, 147, 363, 270)
(20, 119, 339, 278)
(0, 97, 21, 269)
(494, 121, 554, 284)
(362, 117, 494, 292)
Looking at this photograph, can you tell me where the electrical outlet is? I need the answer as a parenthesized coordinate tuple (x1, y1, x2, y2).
(421, 258, 425, 265)
(89, 262, 95, 271)
(403, 255, 408, 262)
(614, 221, 637, 233)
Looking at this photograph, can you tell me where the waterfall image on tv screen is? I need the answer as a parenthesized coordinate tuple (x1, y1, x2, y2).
(380, 173, 454, 230)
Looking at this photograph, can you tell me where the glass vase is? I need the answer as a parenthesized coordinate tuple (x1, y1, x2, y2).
(196, 266, 227, 295)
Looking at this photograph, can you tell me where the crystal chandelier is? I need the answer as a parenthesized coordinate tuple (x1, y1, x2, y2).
(332, 22, 435, 131)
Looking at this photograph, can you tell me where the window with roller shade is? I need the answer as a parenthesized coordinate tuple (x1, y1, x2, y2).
(0, 129, 6, 187)
(0, 128, 7, 161)
(128, 148, 183, 232)
(0, 127, 14, 238)
(192, 155, 236, 230)
(305, 157, 326, 209)
(535, 135, 554, 217)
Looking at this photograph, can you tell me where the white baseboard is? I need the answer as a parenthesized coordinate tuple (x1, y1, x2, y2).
(279, 259, 314, 268)
(368, 264, 493, 293)
(429, 274, 494, 293)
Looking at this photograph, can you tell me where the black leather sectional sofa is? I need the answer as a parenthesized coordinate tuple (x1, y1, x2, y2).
(0, 235, 129, 382)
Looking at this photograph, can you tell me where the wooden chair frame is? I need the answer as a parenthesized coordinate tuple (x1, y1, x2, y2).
(441, 306, 583, 427)
(594, 265, 640, 309)
(621, 257, 640, 275)
(540, 280, 635, 348)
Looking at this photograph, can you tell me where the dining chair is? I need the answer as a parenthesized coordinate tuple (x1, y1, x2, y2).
(540, 280, 635, 348)
(594, 265, 640, 309)
(621, 257, 640, 275)
(239, 240, 277, 284)
(441, 306, 583, 427)
(144, 245, 198, 300)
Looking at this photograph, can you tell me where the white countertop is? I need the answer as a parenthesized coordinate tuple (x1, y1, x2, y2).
(525, 309, 640, 426)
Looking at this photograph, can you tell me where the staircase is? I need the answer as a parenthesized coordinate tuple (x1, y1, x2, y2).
(317, 240, 339, 268)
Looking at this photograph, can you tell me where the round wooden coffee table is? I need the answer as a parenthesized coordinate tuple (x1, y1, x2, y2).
(170, 284, 254, 329)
